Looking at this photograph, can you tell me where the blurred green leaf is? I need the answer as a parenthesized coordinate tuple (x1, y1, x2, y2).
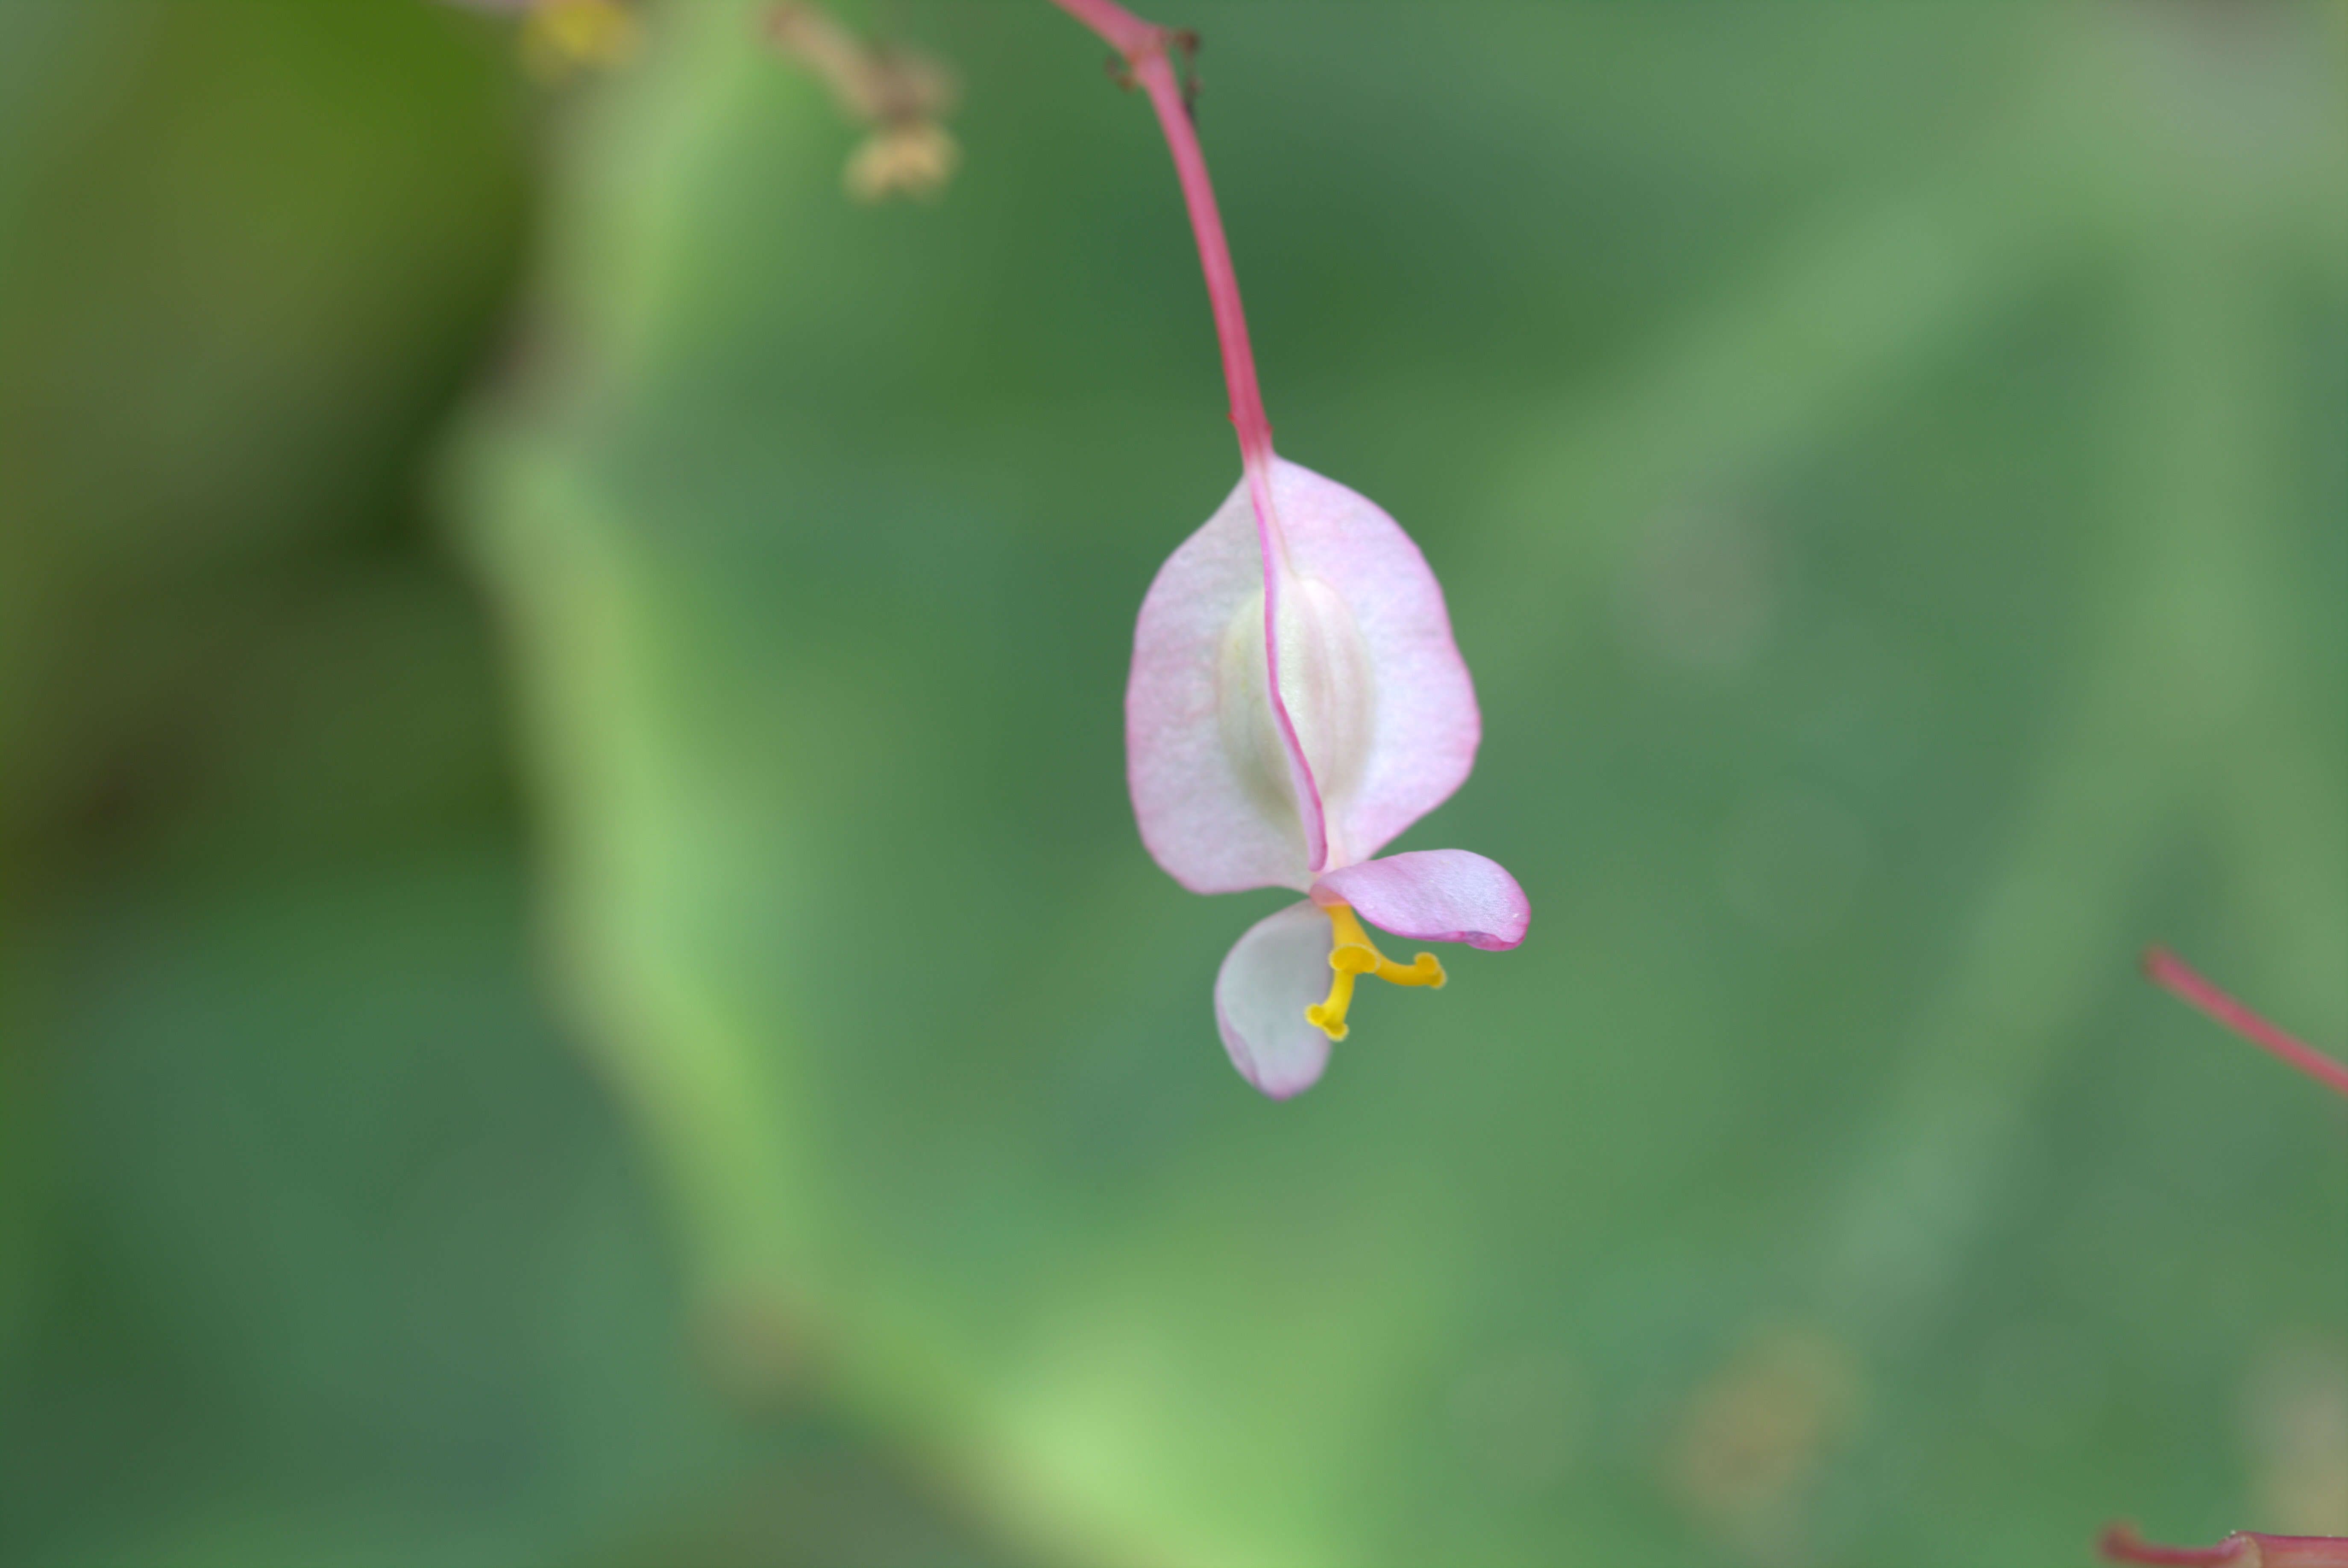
(1, 5, 1042, 1562)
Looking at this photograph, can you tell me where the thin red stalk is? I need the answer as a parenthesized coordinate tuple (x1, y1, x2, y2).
(1048, 0, 1331, 870)
(2103, 1524, 2348, 1566)
(2145, 947, 2348, 1098)
(1048, 0, 1157, 56)
(1049, 0, 1276, 476)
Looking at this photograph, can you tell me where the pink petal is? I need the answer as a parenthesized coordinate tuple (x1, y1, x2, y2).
(1312, 849, 1529, 952)
(1263, 460, 1480, 871)
(1214, 900, 1336, 1098)
(1127, 458, 1479, 893)
(1127, 473, 1316, 894)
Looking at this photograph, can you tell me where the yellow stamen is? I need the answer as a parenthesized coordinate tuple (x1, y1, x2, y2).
(521, 0, 639, 80)
(1304, 903, 1444, 1042)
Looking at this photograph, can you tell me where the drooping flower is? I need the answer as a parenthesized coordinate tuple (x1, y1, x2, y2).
(1128, 457, 1529, 1098)
(1042, 0, 1524, 1095)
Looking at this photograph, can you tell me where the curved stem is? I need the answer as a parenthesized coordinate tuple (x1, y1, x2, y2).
(1050, 0, 1331, 869)
(1048, 0, 1275, 474)
(2144, 946, 2348, 1098)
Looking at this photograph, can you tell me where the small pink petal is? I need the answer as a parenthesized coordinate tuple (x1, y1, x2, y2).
(1214, 900, 1335, 1099)
(1312, 849, 1529, 952)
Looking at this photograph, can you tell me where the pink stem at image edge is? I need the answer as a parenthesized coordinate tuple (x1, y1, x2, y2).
(1049, 0, 1330, 871)
(2103, 1525, 2348, 1566)
(2144, 947, 2348, 1098)
(2104, 952, 2348, 1563)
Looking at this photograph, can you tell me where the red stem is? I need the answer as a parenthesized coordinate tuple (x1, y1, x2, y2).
(2103, 1524, 2348, 1566)
(1048, 0, 1276, 475)
(2144, 947, 2348, 1098)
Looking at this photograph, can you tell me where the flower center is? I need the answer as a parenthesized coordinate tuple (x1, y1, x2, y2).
(1304, 903, 1444, 1042)
(1215, 576, 1376, 856)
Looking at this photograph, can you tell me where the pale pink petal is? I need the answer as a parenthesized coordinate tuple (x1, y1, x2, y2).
(1312, 849, 1529, 952)
(1127, 473, 1316, 894)
(1127, 457, 1479, 891)
(1256, 459, 1479, 870)
(1214, 900, 1336, 1098)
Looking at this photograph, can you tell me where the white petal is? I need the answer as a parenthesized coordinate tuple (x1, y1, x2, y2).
(1213, 901, 1335, 1099)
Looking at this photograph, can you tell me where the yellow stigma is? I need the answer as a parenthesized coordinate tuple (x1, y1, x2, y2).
(1304, 903, 1444, 1042)
(521, 0, 639, 80)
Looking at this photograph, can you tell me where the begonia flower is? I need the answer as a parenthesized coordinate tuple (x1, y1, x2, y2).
(1128, 458, 1529, 1097)
(1051, 0, 1526, 1097)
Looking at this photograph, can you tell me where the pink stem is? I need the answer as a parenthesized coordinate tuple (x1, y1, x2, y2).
(1048, 0, 1331, 870)
(2144, 947, 2348, 1098)
(1049, 0, 1276, 476)
(1047, 0, 1157, 57)
(2103, 1524, 2348, 1566)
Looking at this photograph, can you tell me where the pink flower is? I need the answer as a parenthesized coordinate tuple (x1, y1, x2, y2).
(1049, 0, 1525, 1095)
(1128, 458, 1528, 1098)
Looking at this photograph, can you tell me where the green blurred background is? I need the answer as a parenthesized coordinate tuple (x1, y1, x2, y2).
(3, 2, 2343, 1564)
